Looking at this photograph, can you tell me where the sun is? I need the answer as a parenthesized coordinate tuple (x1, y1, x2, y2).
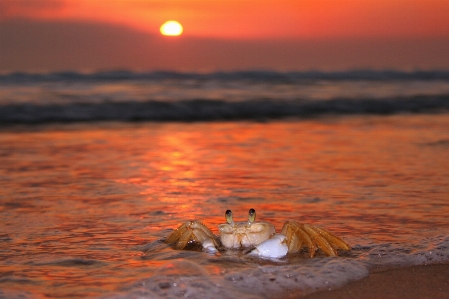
(160, 21, 183, 36)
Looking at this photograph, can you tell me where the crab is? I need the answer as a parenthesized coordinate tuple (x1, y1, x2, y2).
(165, 208, 350, 259)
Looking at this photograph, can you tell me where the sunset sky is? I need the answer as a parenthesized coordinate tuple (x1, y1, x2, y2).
(1, 0, 449, 72)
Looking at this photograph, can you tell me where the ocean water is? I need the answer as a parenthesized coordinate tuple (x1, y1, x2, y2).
(1, 71, 449, 298)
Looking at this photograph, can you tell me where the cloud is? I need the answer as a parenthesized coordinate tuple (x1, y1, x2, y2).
(0, 0, 65, 18)
(0, 19, 156, 72)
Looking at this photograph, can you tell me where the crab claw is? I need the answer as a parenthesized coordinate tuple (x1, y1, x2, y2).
(249, 233, 288, 259)
(202, 238, 218, 253)
(165, 221, 219, 252)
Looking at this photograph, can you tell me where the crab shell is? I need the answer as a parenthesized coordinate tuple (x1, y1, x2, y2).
(218, 221, 275, 248)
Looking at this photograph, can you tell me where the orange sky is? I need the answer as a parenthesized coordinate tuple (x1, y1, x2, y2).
(1, 0, 449, 72)
(2, 0, 449, 39)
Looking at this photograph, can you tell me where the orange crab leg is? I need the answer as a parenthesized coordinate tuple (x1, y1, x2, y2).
(282, 221, 317, 256)
(281, 221, 351, 257)
(165, 222, 188, 245)
(314, 227, 351, 251)
(303, 224, 337, 257)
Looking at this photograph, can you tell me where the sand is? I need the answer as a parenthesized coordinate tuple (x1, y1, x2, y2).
(302, 263, 449, 299)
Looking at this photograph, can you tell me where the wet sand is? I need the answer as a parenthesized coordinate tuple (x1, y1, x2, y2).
(302, 263, 449, 299)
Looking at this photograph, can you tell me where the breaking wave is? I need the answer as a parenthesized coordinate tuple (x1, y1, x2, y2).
(1, 70, 449, 123)
(0, 96, 448, 123)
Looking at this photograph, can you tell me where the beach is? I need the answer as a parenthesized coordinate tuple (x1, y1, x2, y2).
(2, 0, 449, 296)
(303, 263, 449, 299)
(1, 71, 449, 298)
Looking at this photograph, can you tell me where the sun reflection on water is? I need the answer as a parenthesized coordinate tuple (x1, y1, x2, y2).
(1, 115, 449, 297)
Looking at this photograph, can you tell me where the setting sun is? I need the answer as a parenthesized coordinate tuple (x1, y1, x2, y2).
(160, 21, 183, 36)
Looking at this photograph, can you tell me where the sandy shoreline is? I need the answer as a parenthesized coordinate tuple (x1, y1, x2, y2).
(301, 263, 449, 299)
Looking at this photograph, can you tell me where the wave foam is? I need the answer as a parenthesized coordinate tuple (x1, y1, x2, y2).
(103, 235, 449, 299)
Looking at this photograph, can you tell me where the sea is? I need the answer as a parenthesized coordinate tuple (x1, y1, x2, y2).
(1, 70, 449, 298)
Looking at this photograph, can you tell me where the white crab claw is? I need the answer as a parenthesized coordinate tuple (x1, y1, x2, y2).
(249, 233, 288, 258)
(202, 238, 218, 253)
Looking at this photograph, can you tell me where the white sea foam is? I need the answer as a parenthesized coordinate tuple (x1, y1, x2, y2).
(103, 259, 367, 299)
(103, 235, 449, 299)
(361, 235, 449, 269)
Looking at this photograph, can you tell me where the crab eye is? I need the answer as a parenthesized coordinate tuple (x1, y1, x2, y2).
(248, 208, 256, 223)
(225, 210, 233, 225)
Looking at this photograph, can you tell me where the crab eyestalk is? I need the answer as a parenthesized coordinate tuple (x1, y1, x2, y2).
(225, 209, 235, 227)
(248, 208, 256, 225)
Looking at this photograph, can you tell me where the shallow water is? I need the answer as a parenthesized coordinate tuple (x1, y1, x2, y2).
(1, 114, 449, 298)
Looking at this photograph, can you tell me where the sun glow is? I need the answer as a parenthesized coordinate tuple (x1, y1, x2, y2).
(160, 21, 183, 36)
